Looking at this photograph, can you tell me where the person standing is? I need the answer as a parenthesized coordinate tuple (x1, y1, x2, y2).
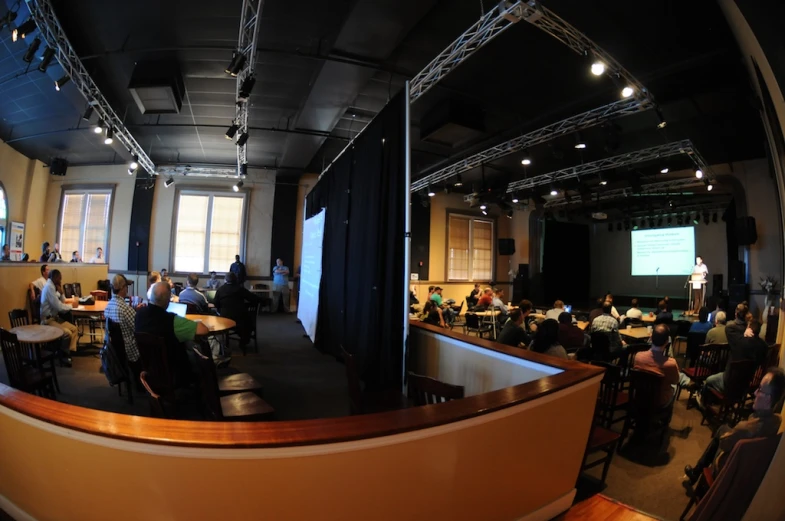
(271, 258, 290, 313)
(691, 255, 709, 313)
(230, 254, 247, 287)
(89, 247, 105, 263)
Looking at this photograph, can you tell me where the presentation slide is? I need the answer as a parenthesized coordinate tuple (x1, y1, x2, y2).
(297, 209, 326, 343)
(631, 226, 695, 276)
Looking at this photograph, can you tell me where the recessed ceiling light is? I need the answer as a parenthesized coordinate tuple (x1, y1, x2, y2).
(599, 180, 608, 186)
(590, 62, 605, 76)
(622, 86, 634, 98)
(574, 143, 586, 149)
(660, 167, 669, 174)
(695, 169, 703, 179)
(521, 158, 531, 166)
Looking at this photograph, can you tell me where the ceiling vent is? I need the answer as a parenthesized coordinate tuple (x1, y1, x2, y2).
(128, 61, 185, 114)
(421, 99, 485, 148)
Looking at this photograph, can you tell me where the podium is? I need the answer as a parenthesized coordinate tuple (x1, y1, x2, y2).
(689, 273, 707, 313)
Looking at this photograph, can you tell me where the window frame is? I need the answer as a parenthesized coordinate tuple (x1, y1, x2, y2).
(445, 210, 496, 282)
(56, 184, 116, 264)
(169, 186, 249, 276)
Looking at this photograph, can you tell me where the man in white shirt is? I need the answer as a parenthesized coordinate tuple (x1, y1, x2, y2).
(89, 247, 105, 263)
(31, 264, 49, 293)
(545, 300, 566, 321)
(625, 298, 644, 321)
(605, 293, 620, 320)
(692, 255, 709, 313)
(40, 269, 78, 366)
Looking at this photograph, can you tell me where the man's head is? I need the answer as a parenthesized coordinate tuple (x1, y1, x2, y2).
(111, 274, 128, 297)
(509, 308, 524, 325)
(49, 268, 62, 285)
(235, 254, 240, 262)
(736, 302, 749, 321)
(225, 271, 238, 284)
(96, 247, 103, 257)
(658, 299, 667, 311)
(553, 300, 564, 310)
(754, 368, 785, 412)
(696, 255, 703, 265)
(160, 268, 167, 277)
(748, 319, 763, 338)
(474, 283, 479, 290)
(40, 264, 49, 278)
(483, 288, 493, 296)
(148, 271, 161, 287)
(714, 311, 727, 326)
(209, 271, 217, 279)
(53, 242, 60, 251)
(427, 285, 435, 294)
(187, 273, 199, 288)
(518, 299, 533, 316)
(602, 300, 613, 314)
(558, 311, 572, 325)
(651, 324, 671, 351)
(151, 281, 171, 308)
(72, 251, 79, 261)
(631, 298, 639, 308)
(495, 288, 504, 299)
(699, 307, 709, 323)
(2, 244, 8, 254)
(42, 241, 50, 253)
(664, 296, 670, 303)
(276, 258, 283, 266)
(605, 293, 614, 304)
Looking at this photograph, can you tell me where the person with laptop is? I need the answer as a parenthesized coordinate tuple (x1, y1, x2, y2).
(545, 300, 567, 321)
(178, 273, 211, 313)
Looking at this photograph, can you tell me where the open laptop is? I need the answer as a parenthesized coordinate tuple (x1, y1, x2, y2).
(166, 302, 187, 317)
(564, 304, 572, 314)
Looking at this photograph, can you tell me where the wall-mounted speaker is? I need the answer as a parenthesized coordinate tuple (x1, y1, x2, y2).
(498, 238, 515, 255)
(735, 216, 757, 245)
(50, 157, 68, 176)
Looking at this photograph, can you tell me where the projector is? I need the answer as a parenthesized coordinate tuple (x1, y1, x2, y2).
(591, 212, 608, 220)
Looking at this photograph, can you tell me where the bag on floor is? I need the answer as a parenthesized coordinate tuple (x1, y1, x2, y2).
(100, 340, 127, 386)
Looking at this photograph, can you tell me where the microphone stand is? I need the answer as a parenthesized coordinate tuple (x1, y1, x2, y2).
(655, 267, 660, 290)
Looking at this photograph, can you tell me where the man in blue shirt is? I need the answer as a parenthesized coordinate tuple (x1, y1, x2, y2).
(272, 258, 290, 313)
(689, 307, 714, 334)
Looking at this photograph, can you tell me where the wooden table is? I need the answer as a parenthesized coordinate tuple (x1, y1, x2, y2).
(69, 300, 108, 315)
(67, 299, 108, 347)
(186, 315, 236, 333)
(577, 321, 589, 331)
(620, 327, 652, 340)
(10, 325, 64, 344)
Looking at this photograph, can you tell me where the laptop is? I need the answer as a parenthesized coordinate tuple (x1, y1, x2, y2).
(564, 304, 572, 314)
(166, 302, 187, 317)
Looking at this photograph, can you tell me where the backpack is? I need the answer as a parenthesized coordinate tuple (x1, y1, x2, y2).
(100, 337, 127, 386)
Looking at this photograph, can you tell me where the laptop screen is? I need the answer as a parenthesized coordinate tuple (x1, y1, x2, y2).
(166, 302, 187, 317)
(564, 304, 572, 313)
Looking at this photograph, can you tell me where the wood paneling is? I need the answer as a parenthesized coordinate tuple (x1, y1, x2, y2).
(553, 494, 663, 521)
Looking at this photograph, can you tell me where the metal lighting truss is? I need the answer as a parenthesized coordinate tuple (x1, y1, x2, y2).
(506, 139, 713, 193)
(25, 0, 156, 175)
(543, 177, 710, 209)
(410, 98, 648, 192)
(233, 0, 264, 171)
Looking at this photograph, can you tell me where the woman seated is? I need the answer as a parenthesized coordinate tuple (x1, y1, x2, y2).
(420, 300, 446, 328)
(529, 318, 567, 359)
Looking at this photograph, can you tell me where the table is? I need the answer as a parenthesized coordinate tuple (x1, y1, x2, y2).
(577, 321, 589, 331)
(10, 325, 64, 344)
(620, 327, 652, 340)
(186, 315, 236, 333)
(69, 300, 109, 315)
(473, 309, 501, 339)
(68, 299, 108, 347)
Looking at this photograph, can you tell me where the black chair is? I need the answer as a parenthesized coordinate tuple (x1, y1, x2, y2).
(681, 343, 730, 407)
(62, 283, 75, 298)
(590, 361, 628, 429)
(407, 371, 464, 406)
(625, 317, 644, 327)
(228, 301, 261, 355)
(140, 371, 170, 418)
(107, 320, 134, 404)
(671, 320, 692, 356)
(744, 344, 780, 410)
(464, 313, 493, 338)
(618, 343, 650, 380)
(684, 331, 708, 366)
(72, 282, 83, 297)
(619, 369, 673, 451)
(580, 402, 621, 487)
(8, 309, 60, 394)
(1, 329, 56, 399)
(450, 301, 465, 331)
(134, 332, 177, 399)
(702, 360, 757, 426)
(589, 332, 611, 361)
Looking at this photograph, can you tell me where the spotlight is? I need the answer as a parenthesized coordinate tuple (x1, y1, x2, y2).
(712, 212, 718, 223)
(127, 167, 136, 176)
(574, 142, 586, 149)
(481, 209, 488, 216)
(479, 204, 487, 210)
(22, 37, 41, 63)
(239, 163, 248, 177)
(521, 157, 531, 166)
(82, 106, 94, 122)
(454, 174, 463, 187)
(236, 132, 249, 147)
(506, 210, 513, 219)
(93, 119, 104, 134)
(238, 75, 256, 101)
(660, 167, 669, 174)
(54, 75, 70, 91)
(656, 107, 667, 129)
(622, 86, 634, 98)
(599, 180, 607, 186)
(129, 155, 139, 171)
(225, 123, 239, 140)
(225, 51, 247, 76)
(164, 177, 174, 188)
(550, 188, 558, 196)
(590, 61, 605, 76)
(695, 169, 703, 179)
(427, 186, 435, 197)
(707, 183, 714, 192)
(233, 180, 244, 192)
(511, 193, 519, 203)
(38, 46, 55, 71)
(104, 127, 114, 145)
(668, 200, 673, 207)
(13, 18, 36, 42)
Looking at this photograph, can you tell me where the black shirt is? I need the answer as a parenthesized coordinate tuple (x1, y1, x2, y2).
(214, 282, 259, 321)
(134, 304, 190, 386)
(230, 261, 247, 284)
(422, 310, 442, 326)
(497, 321, 530, 347)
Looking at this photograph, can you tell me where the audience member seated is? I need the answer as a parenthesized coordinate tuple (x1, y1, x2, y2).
(633, 324, 691, 408)
(214, 271, 261, 349)
(604, 293, 620, 320)
(545, 300, 566, 321)
(518, 299, 537, 336)
(558, 311, 586, 352)
(104, 274, 142, 385)
(467, 283, 481, 308)
(31, 264, 49, 295)
(48, 242, 63, 262)
(39, 241, 51, 263)
(206, 271, 222, 289)
(147, 271, 161, 300)
(476, 288, 493, 309)
(724, 302, 749, 348)
(706, 311, 728, 344)
(89, 247, 105, 264)
(40, 268, 77, 366)
(430, 286, 456, 324)
(491, 288, 509, 316)
(654, 299, 673, 324)
(135, 282, 209, 384)
(70, 250, 80, 263)
(529, 319, 567, 359)
(684, 367, 784, 485)
(178, 274, 210, 313)
(497, 309, 530, 348)
(21, 253, 29, 262)
(625, 298, 643, 321)
(591, 300, 625, 356)
(421, 301, 446, 328)
(664, 295, 673, 312)
(588, 297, 605, 324)
(689, 307, 713, 334)
(1, 244, 10, 261)
(700, 318, 768, 407)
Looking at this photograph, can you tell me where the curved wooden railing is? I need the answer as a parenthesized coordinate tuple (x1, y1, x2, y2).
(0, 321, 602, 448)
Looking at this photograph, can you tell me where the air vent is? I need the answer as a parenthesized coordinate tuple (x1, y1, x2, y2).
(421, 99, 485, 148)
(128, 61, 185, 114)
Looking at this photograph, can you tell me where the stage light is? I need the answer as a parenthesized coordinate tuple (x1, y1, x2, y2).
(521, 157, 531, 166)
(82, 106, 94, 122)
(239, 163, 248, 177)
(656, 108, 667, 129)
(707, 183, 714, 192)
(574, 132, 587, 149)
(550, 188, 558, 196)
(454, 174, 463, 187)
(427, 186, 435, 197)
(712, 212, 718, 223)
(481, 209, 488, 216)
(590, 62, 605, 76)
(13, 18, 36, 42)
(512, 193, 519, 203)
(104, 127, 114, 145)
(599, 180, 607, 186)
(236, 132, 249, 146)
(129, 155, 139, 171)
(238, 75, 256, 101)
(479, 204, 487, 210)
(38, 46, 55, 71)
(93, 119, 104, 134)
(660, 167, 669, 174)
(506, 210, 513, 219)
(127, 167, 136, 176)
(225, 51, 247, 76)
(22, 37, 41, 63)
(225, 123, 239, 140)
(164, 177, 174, 188)
(695, 169, 703, 179)
(668, 200, 673, 207)
(55, 75, 70, 91)
(233, 180, 244, 192)
(622, 86, 634, 98)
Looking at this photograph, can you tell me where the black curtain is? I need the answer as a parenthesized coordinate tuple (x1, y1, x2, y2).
(542, 220, 590, 305)
(270, 177, 299, 270)
(127, 173, 156, 272)
(305, 92, 406, 392)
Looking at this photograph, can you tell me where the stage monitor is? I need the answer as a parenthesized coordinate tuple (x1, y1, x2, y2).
(631, 226, 695, 276)
(297, 208, 326, 343)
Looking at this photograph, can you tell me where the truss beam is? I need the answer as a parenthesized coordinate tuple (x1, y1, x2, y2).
(26, 0, 155, 175)
(233, 0, 265, 171)
(543, 177, 709, 209)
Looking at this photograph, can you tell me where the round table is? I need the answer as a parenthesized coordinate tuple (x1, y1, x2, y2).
(186, 315, 236, 333)
(68, 300, 109, 315)
(10, 325, 64, 344)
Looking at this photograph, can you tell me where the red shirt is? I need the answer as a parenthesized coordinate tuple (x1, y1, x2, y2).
(633, 349, 681, 408)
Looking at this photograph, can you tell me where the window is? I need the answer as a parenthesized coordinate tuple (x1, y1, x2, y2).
(173, 191, 245, 273)
(447, 214, 494, 281)
(59, 189, 112, 261)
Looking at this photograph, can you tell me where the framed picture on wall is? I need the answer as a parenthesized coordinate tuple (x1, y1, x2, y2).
(10, 221, 24, 261)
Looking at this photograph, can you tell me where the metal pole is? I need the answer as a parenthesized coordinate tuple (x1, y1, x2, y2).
(402, 81, 412, 392)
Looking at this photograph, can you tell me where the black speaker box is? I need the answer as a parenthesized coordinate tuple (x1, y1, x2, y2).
(498, 238, 515, 255)
(735, 216, 758, 245)
(712, 274, 723, 297)
(50, 157, 68, 176)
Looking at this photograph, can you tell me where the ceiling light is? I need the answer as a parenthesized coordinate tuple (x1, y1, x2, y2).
(574, 142, 586, 149)
(225, 51, 247, 76)
(599, 180, 607, 186)
(521, 158, 531, 166)
(550, 188, 558, 196)
(427, 186, 435, 197)
(695, 169, 703, 179)
(238, 75, 256, 101)
(707, 183, 714, 192)
(656, 107, 667, 128)
(239, 163, 248, 177)
(574, 133, 586, 149)
(164, 177, 174, 188)
(660, 167, 669, 174)
(506, 210, 513, 219)
(82, 106, 94, 122)
(621, 86, 634, 98)
(127, 167, 136, 176)
(512, 194, 519, 203)
(236, 132, 249, 147)
(104, 127, 114, 145)
(668, 200, 673, 208)
(481, 209, 488, 216)
(129, 155, 139, 171)
(38, 46, 55, 71)
(225, 123, 239, 140)
(13, 18, 36, 42)
(22, 37, 41, 63)
(454, 174, 463, 187)
(93, 119, 104, 134)
(233, 180, 244, 192)
(590, 61, 605, 76)
(54, 75, 70, 91)
(479, 204, 487, 210)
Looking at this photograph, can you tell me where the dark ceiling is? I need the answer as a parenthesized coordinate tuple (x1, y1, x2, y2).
(0, 0, 767, 215)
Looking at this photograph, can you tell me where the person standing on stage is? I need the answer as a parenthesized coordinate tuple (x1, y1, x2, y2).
(692, 255, 708, 313)
(271, 258, 290, 313)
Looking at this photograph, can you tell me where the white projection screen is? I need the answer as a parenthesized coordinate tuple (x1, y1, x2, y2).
(631, 226, 696, 276)
(297, 208, 326, 343)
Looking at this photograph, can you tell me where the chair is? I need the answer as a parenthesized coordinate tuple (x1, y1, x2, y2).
(450, 301, 466, 331)
(62, 283, 75, 299)
(134, 332, 176, 398)
(192, 348, 274, 421)
(139, 371, 170, 418)
(702, 360, 757, 426)
(407, 371, 464, 406)
(744, 344, 780, 409)
(589, 332, 611, 361)
(681, 343, 729, 406)
(618, 369, 673, 451)
(341, 344, 407, 414)
(684, 331, 708, 366)
(625, 317, 643, 327)
(0, 329, 56, 399)
(72, 282, 83, 297)
(253, 284, 272, 312)
(590, 361, 628, 429)
(618, 343, 650, 378)
(107, 320, 134, 404)
(184, 303, 204, 315)
(8, 309, 60, 393)
(90, 290, 109, 301)
(8, 308, 29, 328)
(28, 288, 41, 325)
(580, 403, 621, 487)
(671, 320, 692, 356)
(228, 301, 261, 355)
(464, 312, 493, 338)
(97, 279, 111, 295)
(194, 338, 263, 397)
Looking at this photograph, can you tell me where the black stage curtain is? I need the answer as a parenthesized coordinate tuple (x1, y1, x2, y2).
(270, 177, 299, 268)
(542, 220, 590, 306)
(127, 173, 156, 272)
(410, 199, 431, 281)
(305, 92, 406, 392)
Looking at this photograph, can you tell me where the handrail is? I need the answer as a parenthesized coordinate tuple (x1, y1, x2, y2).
(0, 321, 602, 449)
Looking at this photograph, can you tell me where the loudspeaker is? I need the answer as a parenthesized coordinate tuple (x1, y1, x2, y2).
(729, 260, 745, 284)
(498, 238, 515, 255)
(735, 216, 757, 245)
(712, 274, 723, 297)
(728, 284, 749, 310)
(50, 157, 68, 176)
